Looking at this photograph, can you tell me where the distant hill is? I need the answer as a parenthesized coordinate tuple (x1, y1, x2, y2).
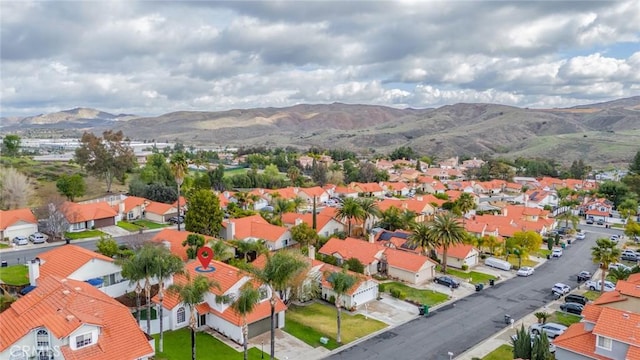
(2, 98, 640, 167)
(0, 107, 138, 128)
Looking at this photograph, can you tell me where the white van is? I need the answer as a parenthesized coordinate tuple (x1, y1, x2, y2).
(484, 257, 512, 271)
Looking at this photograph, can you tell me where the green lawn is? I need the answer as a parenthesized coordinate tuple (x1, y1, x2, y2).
(153, 328, 268, 360)
(550, 311, 582, 326)
(117, 221, 141, 232)
(284, 303, 386, 349)
(583, 291, 601, 301)
(65, 230, 105, 240)
(0, 265, 29, 286)
(482, 344, 513, 360)
(381, 282, 450, 306)
(535, 249, 552, 257)
(224, 167, 249, 177)
(446, 268, 496, 284)
(132, 219, 167, 229)
(0, 243, 9, 249)
(506, 257, 538, 268)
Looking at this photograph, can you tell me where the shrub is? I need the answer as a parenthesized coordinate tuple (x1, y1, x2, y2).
(461, 264, 469, 271)
(378, 283, 386, 293)
(480, 254, 487, 260)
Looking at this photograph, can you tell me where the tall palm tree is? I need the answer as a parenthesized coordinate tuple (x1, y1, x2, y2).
(155, 250, 185, 353)
(249, 251, 308, 359)
(455, 192, 476, 224)
(408, 222, 437, 257)
(170, 152, 189, 231)
(120, 254, 145, 324)
(429, 212, 467, 273)
(167, 274, 219, 360)
(591, 238, 621, 293)
(357, 197, 380, 233)
(336, 197, 365, 237)
(120, 243, 160, 334)
(556, 211, 580, 230)
(376, 207, 404, 231)
(326, 269, 357, 344)
(230, 283, 261, 360)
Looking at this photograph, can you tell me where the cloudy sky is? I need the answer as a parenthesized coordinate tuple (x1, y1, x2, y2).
(1, 1, 639, 117)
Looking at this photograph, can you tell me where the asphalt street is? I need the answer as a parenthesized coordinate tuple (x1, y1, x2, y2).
(326, 225, 623, 360)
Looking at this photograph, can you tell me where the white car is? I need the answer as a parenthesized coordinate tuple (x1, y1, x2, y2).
(610, 235, 620, 243)
(552, 283, 571, 295)
(575, 232, 586, 240)
(517, 266, 535, 277)
(608, 263, 631, 272)
(12, 235, 29, 246)
(29, 232, 48, 244)
(552, 248, 563, 258)
(529, 322, 568, 339)
(586, 280, 615, 292)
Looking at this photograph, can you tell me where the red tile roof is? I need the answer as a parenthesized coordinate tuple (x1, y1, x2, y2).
(122, 196, 146, 213)
(436, 244, 477, 260)
(281, 212, 336, 232)
(223, 215, 288, 242)
(151, 229, 215, 261)
(0, 276, 153, 359)
(318, 262, 374, 296)
(383, 248, 436, 272)
(0, 208, 37, 229)
(144, 201, 175, 215)
(553, 322, 609, 360)
(319, 237, 383, 265)
(591, 307, 640, 347)
(62, 201, 118, 222)
(38, 245, 114, 279)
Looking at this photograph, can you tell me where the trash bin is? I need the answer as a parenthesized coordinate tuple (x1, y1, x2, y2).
(561, 243, 566, 249)
(475, 283, 484, 292)
(547, 254, 551, 260)
(423, 305, 429, 316)
(1, 261, 7, 267)
(567, 239, 572, 245)
(504, 314, 512, 324)
(489, 279, 495, 286)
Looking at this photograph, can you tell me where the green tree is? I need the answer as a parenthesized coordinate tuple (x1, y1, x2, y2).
(168, 274, 219, 360)
(598, 180, 630, 207)
(182, 234, 206, 260)
(185, 189, 224, 236)
(2, 134, 21, 157)
(230, 283, 261, 360)
(531, 331, 553, 360)
(357, 197, 380, 233)
(96, 236, 119, 258)
(139, 153, 174, 185)
(287, 166, 302, 186)
(511, 231, 544, 256)
(454, 192, 476, 223)
(209, 239, 235, 262)
(170, 152, 188, 231)
(336, 197, 366, 237)
(56, 173, 86, 201)
(511, 325, 532, 359)
(408, 222, 437, 257)
(591, 238, 621, 293)
(376, 207, 405, 231)
(155, 250, 185, 353)
(74, 130, 136, 192)
(624, 220, 640, 239)
(607, 267, 632, 282)
(290, 222, 319, 250)
(556, 211, 580, 230)
(249, 251, 308, 359)
(629, 149, 640, 174)
(617, 198, 638, 221)
(344, 257, 365, 274)
(326, 268, 357, 344)
(429, 212, 467, 272)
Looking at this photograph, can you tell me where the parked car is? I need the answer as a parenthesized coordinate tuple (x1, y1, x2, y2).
(529, 322, 568, 338)
(575, 232, 586, 240)
(12, 235, 29, 246)
(565, 293, 589, 306)
(585, 218, 594, 225)
(517, 266, 535, 277)
(552, 248, 563, 258)
(609, 235, 620, 243)
(552, 283, 571, 295)
(596, 220, 605, 225)
(621, 253, 638, 262)
(609, 262, 631, 272)
(622, 249, 639, 257)
(168, 215, 185, 224)
(434, 276, 460, 288)
(585, 280, 615, 292)
(29, 232, 48, 244)
(559, 302, 584, 315)
(576, 271, 592, 282)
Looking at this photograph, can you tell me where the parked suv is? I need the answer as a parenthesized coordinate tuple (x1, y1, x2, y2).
(576, 271, 592, 282)
(529, 322, 568, 338)
(552, 283, 571, 295)
(29, 232, 48, 244)
(564, 293, 589, 306)
(434, 276, 460, 288)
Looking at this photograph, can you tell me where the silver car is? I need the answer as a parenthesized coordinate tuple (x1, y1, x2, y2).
(29, 232, 48, 244)
(13, 235, 28, 246)
(529, 322, 568, 338)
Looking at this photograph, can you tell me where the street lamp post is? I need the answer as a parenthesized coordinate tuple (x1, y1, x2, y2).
(261, 341, 264, 359)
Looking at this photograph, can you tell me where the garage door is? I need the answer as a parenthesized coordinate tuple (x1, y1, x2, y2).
(248, 314, 275, 338)
(94, 217, 115, 228)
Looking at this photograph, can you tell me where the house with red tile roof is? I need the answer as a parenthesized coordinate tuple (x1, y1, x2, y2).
(62, 201, 118, 231)
(318, 262, 379, 308)
(281, 211, 346, 238)
(120, 195, 147, 220)
(382, 181, 411, 197)
(171, 196, 187, 213)
(319, 237, 384, 276)
(377, 198, 436, 223)
(349, 182, 385, 197)
(0, 208, 38, 241)
(155, 260, 287, 345)
(331, 185, 360, 199)
(151, 228, 217, 261)
(220, 215, 294, 250)
(582, 198, 614, 223)
(296, 186, 330, 205)
(143, 200, 178, 224)
(29, 244, 140, 298)
(513, 189, 559, 209)
(435, 244, 479, 269)
(0, 276, 155, 360)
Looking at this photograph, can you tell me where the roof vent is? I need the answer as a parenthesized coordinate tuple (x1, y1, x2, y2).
(74, 287, 81, 291)
(66, 315, 75, 322)
(62, 290, 70, 295)
(623, 313, 630, 319)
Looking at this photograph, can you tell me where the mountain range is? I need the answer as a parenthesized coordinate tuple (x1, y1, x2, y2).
(2, 97, 640, 167)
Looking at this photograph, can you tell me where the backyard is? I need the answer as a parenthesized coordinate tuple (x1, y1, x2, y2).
(284, 302, 387, 350)
(380, 282, 450, 306)
(153, 328, 268, 360)
(0, 265, 29, 286)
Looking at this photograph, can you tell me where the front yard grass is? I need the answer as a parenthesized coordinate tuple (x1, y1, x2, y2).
(381, 282, 450, 306)
(284, 302, 386, 349)
(132, 219, 167, 229)
(446, 268, 496, 284)
(583, 290, 601, 301)
(0, 243, 9, 249)
(153, 328, 268, 360)
(0, 265, 29, 286)
(482, 344, 513, 360)
(549, 311, 582, 326)
(65, 230, 105, 240)
(506, 257, 538, 269)
(117, 221, 141, 232)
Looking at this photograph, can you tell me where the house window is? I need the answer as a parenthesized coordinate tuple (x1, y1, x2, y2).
(259, 287, 269, 300)
(102, 273, 117, 286)
(177, 307, 186, 323)
(38, 350, 53, 360)
(597, 336, 612, 350)
(75, 333, 92, 348)
(36, 329, 49, 347)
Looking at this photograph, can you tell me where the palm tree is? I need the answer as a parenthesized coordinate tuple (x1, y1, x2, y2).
(455, 192, 476, 224)
(120, 254, 145, 324)
(591, 238, 621, 293)
(119, 243, 160, 334)
(607, 267, 632, 282)
(429, 212, 467, 273)
(336, 197, 366, 237)
(168, 274, 219, 360)
(556, 211, 580, 230)
(230, 283, 261, 360)
(210, 239, 235, 262)
(326, 269, 357, 344)
(408, 222, 437, 257)
(376, 207, 404, 231)
(155, 250, 185, 353)
(249, 251, 308, 359)
(170, 152, 189, 231)
(357, 197, 380, 233)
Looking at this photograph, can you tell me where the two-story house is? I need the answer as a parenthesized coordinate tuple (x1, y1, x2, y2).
(220, 215, 294, 251)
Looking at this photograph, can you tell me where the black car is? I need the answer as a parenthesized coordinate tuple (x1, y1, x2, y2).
(434, 276, 460, 288)
(585, 218, 594, 225)
(596, 219, 605, 225)
(577, 271, 592, 282)
(564, 294, 589, 306)
(168, 215, 184, 224)
(560, 302, 584, 315)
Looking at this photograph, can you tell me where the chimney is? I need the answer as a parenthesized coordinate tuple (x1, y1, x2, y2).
(119, 201, 125, 215)
(225, 219, 236, 240)
(162, 240, 171, 250)
(308, 245, 316, 260)
(28, 258, 40, 286)
(417, 196, 423, 201)
(295, 218, 303, 226)
(368, 233, 375, 243)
